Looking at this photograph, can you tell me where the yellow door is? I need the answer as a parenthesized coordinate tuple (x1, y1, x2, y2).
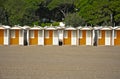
(44, 30, 53, 45)
(29, 30, 38, 45)
(10, 30, 19, 45)
(64, 30, 71, 45)
(98, 30, 105, 45)
(114, 30, 120, 45)
(0, 30, 4, 45)
(80, 30, 86, 45)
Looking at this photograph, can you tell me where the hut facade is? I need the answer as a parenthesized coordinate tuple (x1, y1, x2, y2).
(78, 27, 93, 45)
(98, 27, 112, 45)
(0, 25, 10, 45)
(29, 26, 44, 45)
(63, 27, 77, 45)
(44, 27, 58, 45)
(10, 25, 24, 45)
(114, 26, 120, 45)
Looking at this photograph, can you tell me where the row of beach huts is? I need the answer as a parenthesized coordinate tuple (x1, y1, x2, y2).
(0, 25, 120, 46)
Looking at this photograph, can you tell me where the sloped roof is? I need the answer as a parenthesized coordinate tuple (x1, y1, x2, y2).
(0, 25, 10, 29)
(100, 26, 112, 30)
(44, 26, 56, 30)
(30, 26, 43, 30)
(65, 26, 76, 30)
(11, 25, 22, 29)
(80, 26, 93, 30)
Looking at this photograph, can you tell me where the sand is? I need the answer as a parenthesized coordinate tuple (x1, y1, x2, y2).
(0, 46, 120, 79)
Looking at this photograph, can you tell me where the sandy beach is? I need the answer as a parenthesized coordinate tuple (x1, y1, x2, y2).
(0, 46, 120, 79)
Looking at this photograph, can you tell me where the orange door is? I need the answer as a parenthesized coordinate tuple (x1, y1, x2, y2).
(10, 30, 19, 45)
(0, 30, 4, 45)
(29, 30, 38, 45)
(98, 30, 105, 45)
(114, 30, 120, 45)
(80, 30, 86, 45)
(64, 30, 71, 45)
(44, 30, 53, 45)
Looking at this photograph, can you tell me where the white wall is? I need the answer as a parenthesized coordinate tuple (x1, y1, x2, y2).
(53, 30, 58, 45)
(105, 30, 111, 45)
(71, 30, 77, 45)
(86, 30, 92, 45)
(4, 29, 9, 45)
(38, 30, 44, 45)
(19, 30, 24, 45)
(58, 30, 63, 41)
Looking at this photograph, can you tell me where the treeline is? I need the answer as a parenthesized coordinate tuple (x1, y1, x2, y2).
(0, 0, 120, 27)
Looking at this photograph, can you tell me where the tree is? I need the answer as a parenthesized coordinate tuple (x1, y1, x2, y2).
(3, 0, 44, 26)
(47, 0, 76, 20)
(77, 0, 120, 26)
(0, 0, 7, 24)
(1, 0, 120, 26)
(65, 13, 85, 27)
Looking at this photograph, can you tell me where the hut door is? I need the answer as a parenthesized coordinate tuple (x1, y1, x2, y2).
(71, 30, 77, 45)
(86, 30, 92, 45)
(105, 30, 111, 45)
(0, 30, 4, 45)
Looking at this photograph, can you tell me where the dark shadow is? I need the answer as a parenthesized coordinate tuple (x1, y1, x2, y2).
(94, 30, 98, 46)
(24, 30, 28, 46)
(59, 40, 63, 46)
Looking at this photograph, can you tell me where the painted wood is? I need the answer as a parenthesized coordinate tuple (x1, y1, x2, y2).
(0, 30, 4, 45)
(86, 30, 92, 45)
(10, 30, 19, 45)
(71, 30, 77, 45)
(29, 30, 38, 45)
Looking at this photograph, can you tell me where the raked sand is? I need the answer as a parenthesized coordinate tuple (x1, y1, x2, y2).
(0, 46, 120, 79)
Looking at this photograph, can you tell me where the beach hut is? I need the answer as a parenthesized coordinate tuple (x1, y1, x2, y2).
(10, 25, 24, 45)
(63, 26, 77, 45)
(78, 26, 93, 45)
(114, 26, 120, 46)
(44, 26, 58, 45)
(98, 26, 112, 46)
(0, 25, 10, 45)
(29, 26, 44, 45)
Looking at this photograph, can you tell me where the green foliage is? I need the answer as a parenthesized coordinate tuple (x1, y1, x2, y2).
(47, 0, 74, 10)
(77, 0, 120, 26)
(65, 13, 85, 27)
(41, 22, 59, 27)
(2, 0, 43, 26)
(0, 0, 120, 26)
(52, 22, 59, 26)
(41, 23, 51, 27)
(47, 0, 75, 18)
(32, 21, 40, 26)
